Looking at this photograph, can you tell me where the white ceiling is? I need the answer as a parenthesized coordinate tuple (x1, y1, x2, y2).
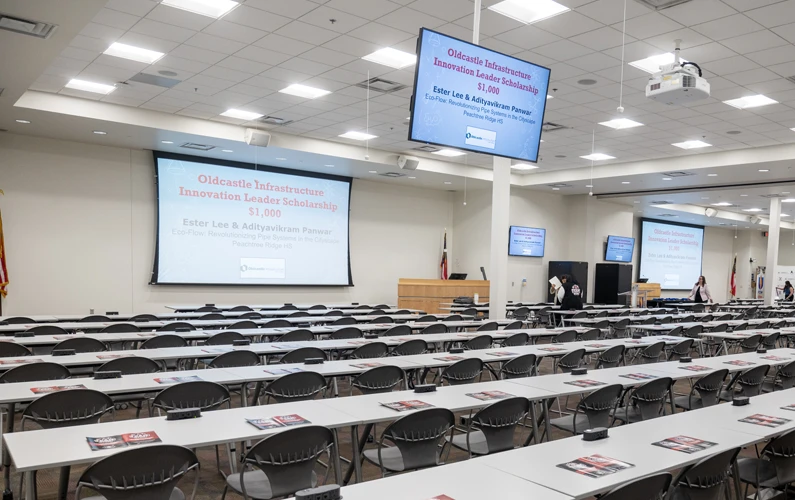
(14, 0, 795, 176)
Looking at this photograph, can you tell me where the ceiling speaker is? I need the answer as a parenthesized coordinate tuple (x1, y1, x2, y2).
(244, 128, 271, 147)
(749, 216, 762, 225)
(704, 208, 718, 217)
(397, 155, 419, 170)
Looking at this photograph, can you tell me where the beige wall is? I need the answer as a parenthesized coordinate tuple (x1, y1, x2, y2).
(0, 133, 454, 314)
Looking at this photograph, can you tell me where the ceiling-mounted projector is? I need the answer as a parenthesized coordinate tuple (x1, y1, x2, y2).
(646, 40, 709, 105)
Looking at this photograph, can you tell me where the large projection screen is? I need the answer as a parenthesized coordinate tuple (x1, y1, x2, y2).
(639, 219, 704, 290)
(152, 152, 352, 286)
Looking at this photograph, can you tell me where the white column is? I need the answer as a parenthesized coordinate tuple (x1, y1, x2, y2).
(765, 197, 781, 306)
(489, 156, 511, 319)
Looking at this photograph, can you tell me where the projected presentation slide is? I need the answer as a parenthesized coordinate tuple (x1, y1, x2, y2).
(508, 226, 546, 257)
(605, 236, 635, 262)
(153, 154, 351, 286)
(409, 28, 551, 162)
(639, 220, 704, 290)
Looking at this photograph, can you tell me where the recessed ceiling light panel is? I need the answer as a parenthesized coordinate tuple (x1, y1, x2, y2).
(432, 149, 467, 157)
(220, 109, 264, 120)
(488, 0, 570, 24)
(279, 84, 331, 99)
(580, 153, 615, 161)
(339, 131, 377, 141)
(724, 95, 777, 109)
(630, 53, 688, 74)
(599, 118, 643, 129)
(362, 47, 416, 69)
(672, 140, 711, 149)
(161, 0, 239, 18)
(104, 42, 164, 64)
(65, 79, 115, 94)
(511, 163, 539, 170)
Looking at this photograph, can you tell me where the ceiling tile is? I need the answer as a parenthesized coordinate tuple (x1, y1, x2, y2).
(746, 45, 795, 66)
(453, 10, 525, 37)
(145, 4, 214, 31)
(479, 37, 523, 55)
(92, 8, 140, 31)
(407, 0, 475, 22)
(246, 0, 321, 18)
(535, 11, 605, 38)
(116, 32, 180, 54)
(60, 47, 99, 63)
(565, 52, 621, 73)
(300, 46, 359, 67)
(375, 7, 445, 34)
(706, 55, 761, 76)
(771, 23, 795, 44)
(202, 20, 267, 45)
(613, 12, 683, 39)
(494, 25, 562, 50)
(260, 66, 315, 84)
(326, 0, 400, 20)
(276, 21, 341, 45)
(223, 5, 293, 31)
(681, 42, 737, 63)
(768, 61, 795, 78)
(185, 32, 247, 55)
(253, 34, 315, 57)
(725, 68, 781, 86)
(155, 55, 211, 73)
(721, 30, 789, 55)
(105, 0, 158, 17)
(746, 1, 795, 28)
(170, 45, 229, 65)
(278, 57, 336, 76)
(131, 19, 196, 44)
(659, 0, 736, 26)
(693, 14, 766, 42)
(574, 0, 651, 25)
(347, 22, 414, 46)
(236, 46, 294, 66)
(79, 22, 125, 44)
(300, 6, 370, 33)
(322, 35, 381, 57)
(215, 56, 271, 75)
(534, 40, 594, 61)
(569, 27, 636, 52)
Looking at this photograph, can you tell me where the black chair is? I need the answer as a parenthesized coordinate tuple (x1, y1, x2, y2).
(599, 472, 672, 500)
(196, 306, 220, 312)
(596, 345, 625, 368)
(552, 330, 577, 343)
(158, 322, 195, 332)
(613, 377, 673, 424)
(0, 362, 70, 384)
(199, 313, 225, 320)
(682, 324, 704, 339)
(262, 319, 291, 329)
(208, 350, 260, 368)
(738, 333, 763, 353)
(416, 315, 438, 323)
(349, 342, 389, 359)
(669, 448, 741, 500)
(667, 338, 695, 361)
(549, 384, 623, 436)
(511, 307, 530, 321)
(53, 337, 108, 353)
(460, 307, 478, 317)
(130, 314, 158, 322)
(331, 317, 357, 326)
(755, 320, 771, 329)
(288, 311, 310, 318)
(329, 327, 362, 340)
(151, 381, 230, 416)
(230, 305, 253, 311)
(636, 341, 665, 364)
(204, 331, 245, 345)
(140, 334, 187, 349)
(222, 426, 335, 500)
(324, 310, 344, 316)
(557, 348, 586, 373)
(228, 320, 258, 330)
(369, 316, 393, 324)
(498, 353, 537, 379)
(98, 356, 160, 375)
(0, 343, 33, 358)
(535, 307, 553, 327)
(382, 325, 411, 337)
(503, 320, 524, 330)
(577, 328, 601, 341)
(308, 305, 327, 310)
(280, 347, 326, 364)
(477, 322, 499, 332)
(351, 366, 405, 395)
(736, 428, 795, 499)
(79, 315, 110, 323)
(700, 314, 714, 322)
(720, 364, 770, 400)
(674, 369, 729, 411)
(441, 358, 483, 385)
(361, 408, 455, 477)
(276, 329, 314, 342)
(260, 371, 327, 404)
(419, 323, 447, 335)
(448, 397, 530, 457)
(463, 335, 492, 350)
(99, 323, 140, 334)
(76, 445, 199, 500)
(502, 332, 529, 347)
(26, 325, 69, 336)
(392, 339, 427, 356)
(373, 304, 390, 310)
(4, 317, 33, 324)
(764, 359, 795, 392)
(667, 325, 684, 337)
(762, 331, 780, 350)
(354, 305, 371, 310)
(611, 318, 630, 338)
(279, 305, 299, 311)
(241, 312, 263, 319)
(444, 314, 464, 322)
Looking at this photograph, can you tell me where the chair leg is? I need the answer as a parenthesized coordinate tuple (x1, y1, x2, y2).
(57, 466, 70, 500)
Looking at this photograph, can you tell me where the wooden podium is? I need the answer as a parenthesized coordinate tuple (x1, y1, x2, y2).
(398, 278, 490, 314)
(634, 282, 661, 307)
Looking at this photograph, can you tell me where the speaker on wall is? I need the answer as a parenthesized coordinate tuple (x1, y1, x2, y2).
(595, 263, 633, 305)
(397, 155, 420, 170)
(705, 208, 718, 217)
(244, 128, 271, 147)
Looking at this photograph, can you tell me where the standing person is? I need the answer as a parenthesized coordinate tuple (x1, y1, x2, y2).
(556, 274, 584, 310)
(784, 281, 794, 302)
(688, 275, 713, 303)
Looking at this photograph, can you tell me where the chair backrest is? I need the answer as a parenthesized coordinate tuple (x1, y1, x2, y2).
(288, 311, 310, 318)
(207, 350, 260, 368)
(240, 312, 263, 319)
(671, 447, 741, 500)
(596, 345, 625, 368)
(623, 377, 673, 421)
(4, 317, 33, 324)
(196, 306, 219, 312)
(463, 335, 493, 351)
(618, 310, 632, 317)
(578, 328, 600, 341)
(599, 472, 672, 500)
(460, 308, 478, 317)
(98, 356, 160, 375)
(0, 362, 70, 383)
(594, 311, 608, 318)
(100, 323, 141, 334)
(80, 315, 110, 323)
(369, 309, 386, 316)
(709, 323, 728, 333)
(280, 347, 326, 364)
(130, 314, 159, 322)
(498, 353, 537, 379)
(667, 325, 684, 337)
(279, 305, 299, 310)
(330, 327, 362, 340)
(759, 428, 795, 486)
(732, 364, 770, 397)
(420, 323, 447, 335)
(682, 324, 704, 338)
(199, 313, 225, 320)
(692, 369, 729, 408)
(382, 325, 411, 337)
(264, 371, 327, 403)
(228, 320, 258, 330)
(692, 303, 706, 313)
(716, 314, 733, 321)
(369, 316, 394, 324)
(613, 318, 630, 332)
(158, 322, 195, 332)
(373, 304, 390, 310)
(203, 331, 245, 346)
(467, 397, 531, 454)
(777, 360, 795, 390)
(571, 311, 587, 319)
(152, 381, 230, 412)
(76, 445, 199, 500)
(572, 384, 623, 433)
(639, 341, 665, 364)
(324, 310, 344, 316)
(27, 325, 69, 336)
(442, 358, 483, 385)
(444, 314, 464, 322)
(668, 338, 694, 360)
(23, 388, 114, 430)
(552, 330, 577, 343)
(512, 307, 530, 320)
(230, 305, 253, 311)
(276, 329, 314, 342)
(308, 305, 327, 310)
(477, 322, 499, 332)
(416, 315, 438, 323)
(394, 310, 411, 315)
(379, 408, 455, 470)
(263, 319, 291, 329)
(0, 342, 33, 358)
(331, 317, 357, 326)
(739, 333, 763, 352)
(745, 306, 759, 319)
(52, 337, 108, 353)
(392, 339, 427, 356)
(141, 334, 187, 349)
(354, 304, 371, 309)
(503, 320, 524, 330)
(680, 315, 695, 323)
(502, 332, 529, 347)
(352, 365, 405, 395)
(557, 349, 586, 372)
(349, 342, 389, 359)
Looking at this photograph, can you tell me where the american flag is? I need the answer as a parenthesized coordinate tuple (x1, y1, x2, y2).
(730, 255, 737, 298)
(440, 231, 448, 280)
(0, 210, 7, 297)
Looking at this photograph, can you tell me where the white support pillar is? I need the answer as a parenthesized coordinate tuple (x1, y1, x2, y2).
(489, 156, 511, 320)
(765, 197, 782, 306)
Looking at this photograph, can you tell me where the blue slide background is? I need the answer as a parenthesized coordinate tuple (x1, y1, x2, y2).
(410, 29, 550, 162)
(509, 226, 546, 257)
(605, 236, 635, 262)
(639, 220, 704, 290)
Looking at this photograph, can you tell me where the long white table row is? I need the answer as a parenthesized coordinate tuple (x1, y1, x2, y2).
(166, 303, 396, 312)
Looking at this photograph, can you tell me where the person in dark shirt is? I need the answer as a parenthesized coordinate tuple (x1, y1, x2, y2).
(556, 274, 584, 311)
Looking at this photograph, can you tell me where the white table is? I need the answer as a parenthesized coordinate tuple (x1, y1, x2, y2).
(166, 303, 396, 311)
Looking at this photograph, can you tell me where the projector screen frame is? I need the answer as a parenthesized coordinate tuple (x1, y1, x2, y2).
(149, 150, 354, 287)
(407, 27, 552, 163)
(638, 218, 704, 291)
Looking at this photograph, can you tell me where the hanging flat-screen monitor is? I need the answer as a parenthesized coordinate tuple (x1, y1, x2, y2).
(409, 28, 551, 162)
(639, 219, 704, 290)
(508, 226, 546, 257)
(605, 235, 635, 262)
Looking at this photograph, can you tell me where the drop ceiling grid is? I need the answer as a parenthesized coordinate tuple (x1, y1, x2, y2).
(24, 0, 795, 171)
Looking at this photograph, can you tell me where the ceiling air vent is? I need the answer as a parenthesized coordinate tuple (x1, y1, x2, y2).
(649, 200, 674, 205)
(354, 77, 407, 94)
(786, 76, 795, 85)
(542, 122, 567, 132)
(180, 142, 215, 151)
(129, 73, 181, 88)
(634, 0, 692, 10)
(656, 213, 679, 217)
(661, 171, 695, 177)
(760, 193, 788, 199)
(380, 172, 406, 178)
(413, 145, 440, 153)
(548, 183, 572, 188)
(0, 13, 58, 39)
(256, 116, 293, 126)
